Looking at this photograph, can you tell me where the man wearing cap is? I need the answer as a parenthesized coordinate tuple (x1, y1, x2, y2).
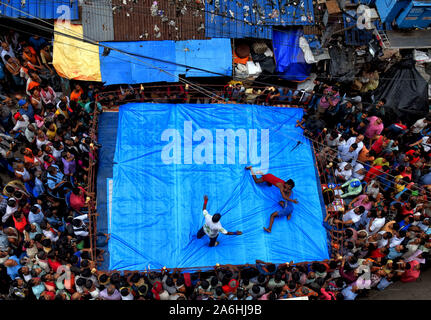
(10, 113, 29, 134)
(197, 195, 242, 247)
(340, 178, 362, 199)
(18, 99, 34, 122)
(222, 278, 239, 295)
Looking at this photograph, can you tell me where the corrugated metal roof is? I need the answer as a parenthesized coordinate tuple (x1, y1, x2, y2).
(0, 0, 79, 20)
(82, 0, 115, 41)
(112, 0, 206, 41)
(205, 0, 315, 39)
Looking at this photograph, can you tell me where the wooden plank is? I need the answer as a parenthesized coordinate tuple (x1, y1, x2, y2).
(325, 0, 341, 14)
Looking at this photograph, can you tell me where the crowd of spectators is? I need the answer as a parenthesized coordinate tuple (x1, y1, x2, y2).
(0, 28, 429, 301)
(0, 30, 101, 300)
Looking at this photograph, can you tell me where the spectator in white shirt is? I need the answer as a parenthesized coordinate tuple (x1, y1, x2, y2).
(10, 113, 29, 134)
(376, 231, 393, 248)
(389, 229, 406, 248)
(366, 211, 387, 235)
(410, 117, 431, 134)
(2, 198, 18, 225)
(334, 206, 366, 226)
(40, 221, 59, 242)
(338, 142, 360, 165)
(72, 214, 89, 237)
(352, 163, 367, 181)
(1, 42, 15, 65)
(325, 130, 344, 148)
(345, 134, 364, 153)
(335, 162, 353, 182)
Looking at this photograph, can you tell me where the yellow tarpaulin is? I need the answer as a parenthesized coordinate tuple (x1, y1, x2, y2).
(53, 22, 102, 81)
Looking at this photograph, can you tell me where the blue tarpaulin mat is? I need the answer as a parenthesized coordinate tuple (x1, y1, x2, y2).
(273, 29, 312, 82)
(99, 39, 232, 85)
(109, 103, 329, 270)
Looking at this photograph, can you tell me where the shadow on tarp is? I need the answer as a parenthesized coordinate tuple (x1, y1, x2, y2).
(96, 112, 119, 270)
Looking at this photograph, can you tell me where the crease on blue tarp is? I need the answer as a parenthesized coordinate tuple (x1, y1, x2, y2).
(108, 103, 329, 270)
(99, 39, 232, 85)
(272, 29, 312, 82)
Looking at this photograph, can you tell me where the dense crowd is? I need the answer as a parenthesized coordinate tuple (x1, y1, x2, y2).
(0, 28, 429, 301)
(0, 30, 101, 300)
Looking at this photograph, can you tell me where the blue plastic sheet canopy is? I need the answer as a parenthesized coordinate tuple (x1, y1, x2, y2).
(99, 39, 232, 85)
(109, 103, 329, 270)
(273, 29, 312, 82)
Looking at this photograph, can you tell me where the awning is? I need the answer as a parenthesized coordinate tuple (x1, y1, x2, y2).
(52, 22, 102, 82)
(99, 38, 232, 85)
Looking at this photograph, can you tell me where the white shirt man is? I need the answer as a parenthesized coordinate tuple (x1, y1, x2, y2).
(366, 217, 386, 235)
(342, 207, 364, 226)
(389, 234, 405, 248)
(335, 162, 353, 181)
(12, 114, 29, 132)
(365, 180, 380, 199)
(203, 210, 228, 238)
(325, 132, 344, 148)
(72, 214, 89, 237)
(411, 118, 429, 134)
(24, 124, 36, 144)
(1, 44, 15, 65)
(352, 163, 366, 181)
(338, 143, 359, 166)
(345, 136, 364, 153)
(420, 135, 431, 152)
(2, 199, 18, 224)
(43, 226, 59, 242)
(377, 231, 389, 248)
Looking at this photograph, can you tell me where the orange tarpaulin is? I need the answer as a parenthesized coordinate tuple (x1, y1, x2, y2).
(53, 22, 102, 81)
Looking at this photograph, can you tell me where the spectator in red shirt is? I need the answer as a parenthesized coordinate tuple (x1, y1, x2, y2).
(70, 187, 87, 212)
(405, 149, 421, 166)
(401, 260, 421, 283)
(12, 211, 27, 234)
(369, 247, 389, 261)
(364, 165, 390, 183)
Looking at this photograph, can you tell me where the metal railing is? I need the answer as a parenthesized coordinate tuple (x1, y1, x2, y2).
(87, 110, 100, 262)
